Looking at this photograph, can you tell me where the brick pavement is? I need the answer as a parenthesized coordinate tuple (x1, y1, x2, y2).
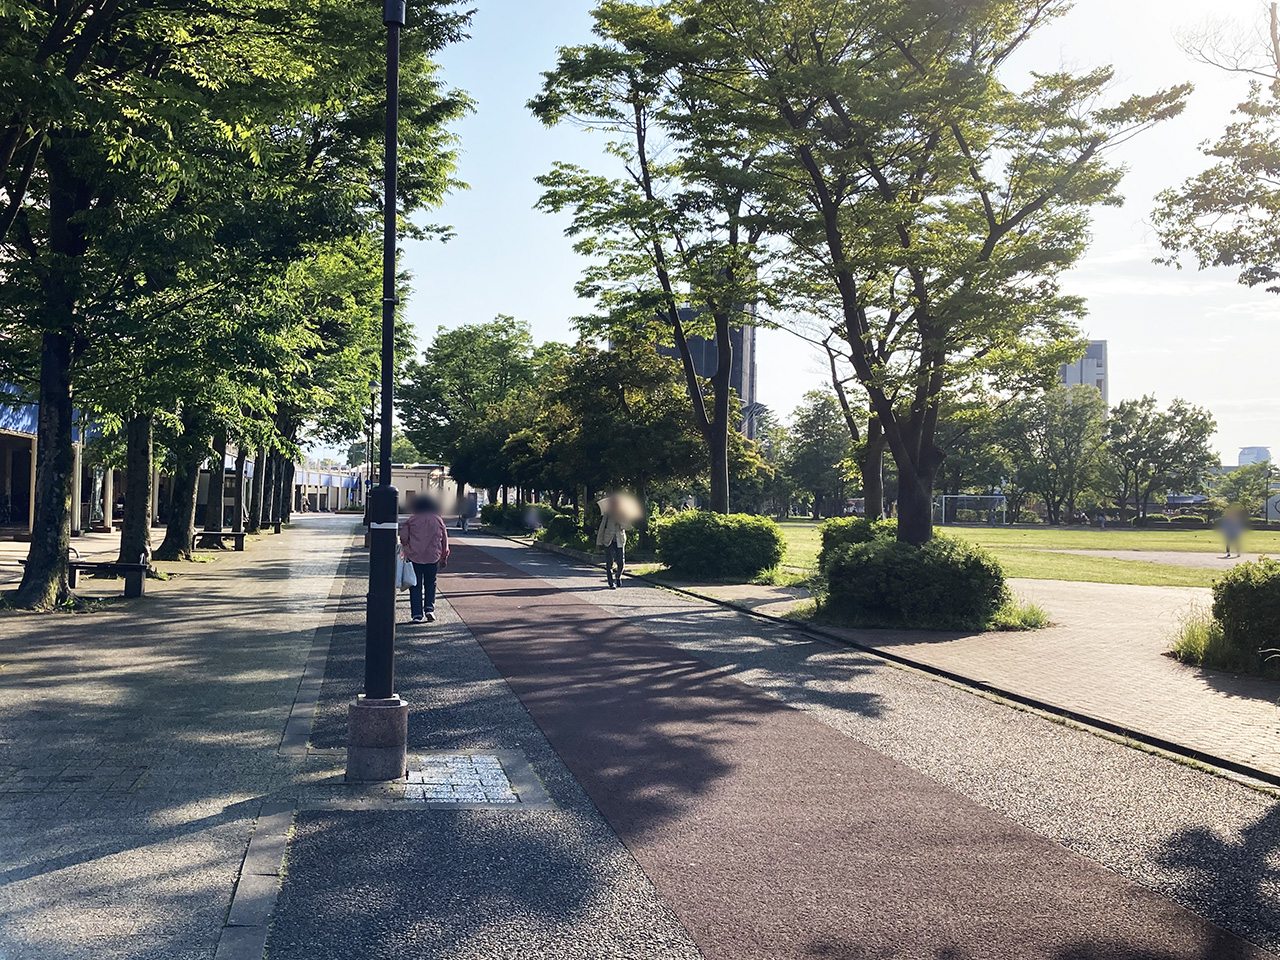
(0, 516, 355, 960)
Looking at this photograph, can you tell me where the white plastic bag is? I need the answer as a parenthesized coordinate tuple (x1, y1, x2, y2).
(396, 555, 417, 591)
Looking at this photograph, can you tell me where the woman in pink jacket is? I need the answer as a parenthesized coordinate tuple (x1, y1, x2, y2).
(400, 495, 449, 623)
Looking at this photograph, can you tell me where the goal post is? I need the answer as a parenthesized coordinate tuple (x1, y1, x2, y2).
(934, 495, 1008, 526)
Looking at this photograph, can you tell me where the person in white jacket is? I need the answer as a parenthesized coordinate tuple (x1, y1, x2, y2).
(596, 496, 629, 589)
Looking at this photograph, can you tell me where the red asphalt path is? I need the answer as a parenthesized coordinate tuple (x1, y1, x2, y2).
(442, 544, 1274, 960)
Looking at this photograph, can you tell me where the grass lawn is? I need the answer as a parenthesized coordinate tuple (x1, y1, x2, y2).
(774, 518, 1255, 587)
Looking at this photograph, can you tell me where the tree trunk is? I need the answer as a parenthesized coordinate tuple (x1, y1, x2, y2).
(155, 447, 203, 561)
(708, 412, 730, 515)
(896, 467, 936, 545)
(117, 413, 153, 567)
(269, 452, 284, 528)
(15, 331, 75, 609)
(811, 494, 822, 521)
(863, 418, 885, 522)
(204, 430, 227, 540)
(15, 140, 87, 609)
(248, 447, 266, 533)
(232, 447, 246, 532)
(281, 460, 295, 522)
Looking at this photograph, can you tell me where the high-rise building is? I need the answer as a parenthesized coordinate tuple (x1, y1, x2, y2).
(1239, 446, 1272, 467)
(656, 309, 760, 438)
(1059, 340, 1108, 406)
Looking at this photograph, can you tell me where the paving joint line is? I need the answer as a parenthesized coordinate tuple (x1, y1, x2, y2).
(500, 532, 1280, 793)
(213, 799, 296, 960)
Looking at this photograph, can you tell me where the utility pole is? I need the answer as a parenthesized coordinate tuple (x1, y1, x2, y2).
(347, 0, 408, 782)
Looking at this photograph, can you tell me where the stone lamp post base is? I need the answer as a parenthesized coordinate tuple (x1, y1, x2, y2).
(346, 695, 409, 781)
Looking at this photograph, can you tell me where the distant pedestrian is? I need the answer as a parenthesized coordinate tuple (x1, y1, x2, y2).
(596, 493, 641, 590)
(460, 494, 478, 532)
(400, 494, 449, 623)
(1220, 506, 1246, 558)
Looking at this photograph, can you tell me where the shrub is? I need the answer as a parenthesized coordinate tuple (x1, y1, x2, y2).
(1211, 558, 1280, 657)
(823, 536, 1007, 630)
(989, 598, 1050, 631)
(543, 513, 580, 545)
(818, 517, 897, 570)
(656, 511, 786, 580)
(1168, 516, 1207, 528)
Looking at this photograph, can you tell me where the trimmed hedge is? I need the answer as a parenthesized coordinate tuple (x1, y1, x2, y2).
(479, 503, 556, 531)
(543, 513, 580, 545)
(818, 517, 897, 572)
(823, 536, 1008, 631)
(656, 511, 785, 580)
(1211, 557, 1280, 657)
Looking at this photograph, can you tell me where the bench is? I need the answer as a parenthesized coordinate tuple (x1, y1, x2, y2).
(68, 560, 148, 598)
(194, 530, 248, 551)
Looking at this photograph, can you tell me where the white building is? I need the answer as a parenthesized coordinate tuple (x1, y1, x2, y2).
(1059, 340, 1108, 406)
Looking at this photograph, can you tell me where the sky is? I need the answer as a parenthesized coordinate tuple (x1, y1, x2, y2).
(399, 0, 1278, 465)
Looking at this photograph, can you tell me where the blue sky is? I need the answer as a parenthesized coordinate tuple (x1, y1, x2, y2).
(396, 0, 1278, 464)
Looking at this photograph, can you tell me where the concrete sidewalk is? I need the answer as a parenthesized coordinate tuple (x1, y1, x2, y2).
(0, 515, 355, 959)
(436, 541, 1275, 960)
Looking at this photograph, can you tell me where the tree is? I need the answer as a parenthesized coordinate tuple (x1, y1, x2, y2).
(1213, 460, 1272, 515)
(399, 318, 537, 470)
(1154, 3, 1280, 292)
(530, 4, 779, 513)
(674, 0, 1188, 542)
(1103, 396, 1219, 521)
(1004, 385, 1106, 525)
(2, 0, 470, 605)
(784, 391, 853, 520)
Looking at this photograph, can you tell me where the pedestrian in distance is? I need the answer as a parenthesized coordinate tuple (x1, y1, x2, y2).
(596, 493, 641, 590)
(1220, 505, 1246, 559)
(400, 494, 449, 622)
(460, 494, 478, 532)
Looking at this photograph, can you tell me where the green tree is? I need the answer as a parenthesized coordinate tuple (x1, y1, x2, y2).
(1213, 460, 1272, 515)
(399, 318, 537, 472)
(1004, 385, 1107, 525)
(784, 391, 853, 520)
(1154, 3, 1280, 292)
(674, 0, 1188, 543)
(530, 4, 779, 513)
(1103, 396, 1219, 522)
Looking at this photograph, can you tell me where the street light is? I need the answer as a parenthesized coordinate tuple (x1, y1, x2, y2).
(347, 0, 408, 783)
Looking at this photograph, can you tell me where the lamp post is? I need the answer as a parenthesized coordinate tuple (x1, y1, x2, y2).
(347, 0, 408, 783)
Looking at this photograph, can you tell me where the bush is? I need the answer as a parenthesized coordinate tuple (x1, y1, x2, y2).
(656, 511, 786, 580)
(818, 517, 897, 570)
(1211, 558, 1280, 657)
(823, 536, 1007, 630)
(543, 512, 580, 545)
(1168, 516, 1207, 528)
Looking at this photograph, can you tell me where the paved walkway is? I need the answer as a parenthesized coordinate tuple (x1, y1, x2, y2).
(423, 540, 1279, 960)
(0, 516, 353, 959)
(665, 573, 1280, 779)
(1051, 548, 1267, 569)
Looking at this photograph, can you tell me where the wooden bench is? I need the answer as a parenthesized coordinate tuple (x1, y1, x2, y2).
(194, 530, 248, 551)
(68, 560, 148, 598)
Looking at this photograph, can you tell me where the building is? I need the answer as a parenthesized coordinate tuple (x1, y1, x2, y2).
(1059, 340, 1108, 406)
(656, 309, 760, 438)
(1239, 446, 1271, 467)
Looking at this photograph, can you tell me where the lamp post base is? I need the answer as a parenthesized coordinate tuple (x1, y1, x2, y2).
(345, 695, 409, 781)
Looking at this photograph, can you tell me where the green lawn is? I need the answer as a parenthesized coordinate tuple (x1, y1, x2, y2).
(775, 519, 1261, 588)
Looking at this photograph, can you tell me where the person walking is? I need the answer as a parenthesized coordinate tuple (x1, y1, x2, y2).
(400, 494, 449, 622)
(1220, 505, 1246, 559)
(460, 494, 478, 533)
(596, 495, 630, 590)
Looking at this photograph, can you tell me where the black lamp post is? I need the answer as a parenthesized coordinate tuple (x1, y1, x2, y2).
(347, 0, 408, 782)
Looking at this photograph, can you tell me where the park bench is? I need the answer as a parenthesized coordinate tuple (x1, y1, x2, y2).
(19, 551, 147, 598)
(194, 530, 248, 551)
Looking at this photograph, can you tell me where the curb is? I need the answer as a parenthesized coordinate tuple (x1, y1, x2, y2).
(493, 532, 1280, 792)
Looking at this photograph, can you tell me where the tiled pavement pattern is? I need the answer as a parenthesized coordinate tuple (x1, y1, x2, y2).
(405, 755, 517, 803)
(470, 536, 1280, 956)
(0, 528, 132, 588)
(0, 517, 355, 959)
(668, 572, 1280, 778)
